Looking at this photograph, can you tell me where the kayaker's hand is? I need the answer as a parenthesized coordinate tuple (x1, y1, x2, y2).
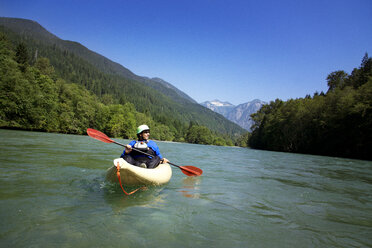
(125, 145, 132, 154)
(161, 158, 170, 164)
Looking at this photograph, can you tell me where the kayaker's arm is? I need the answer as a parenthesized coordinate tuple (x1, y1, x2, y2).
(125, 144, 132, 154)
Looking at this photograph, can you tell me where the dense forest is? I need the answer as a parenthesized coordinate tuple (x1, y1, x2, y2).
(248, 54, 372, 160)
(0, 31, 235, 146)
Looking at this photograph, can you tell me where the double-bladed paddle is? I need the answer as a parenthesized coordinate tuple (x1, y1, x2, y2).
(87, 128, 203, 177)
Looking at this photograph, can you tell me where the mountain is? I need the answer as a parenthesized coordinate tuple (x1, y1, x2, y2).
(0, 17, 195, 105)
(201, 99, 266, 130)
(143, 77, 197, 104)
(200, 100, 235, 116)
(0, 17, 245, 137)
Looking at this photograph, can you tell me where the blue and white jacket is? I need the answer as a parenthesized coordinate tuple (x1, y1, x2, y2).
(120, 140, 163, 159)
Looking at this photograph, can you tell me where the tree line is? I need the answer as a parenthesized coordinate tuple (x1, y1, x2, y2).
(0, 32, 239, 145)
(247, 54, 372, 160)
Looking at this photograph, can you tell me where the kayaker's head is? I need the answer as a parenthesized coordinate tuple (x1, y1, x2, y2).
(137, 124, 150, 140)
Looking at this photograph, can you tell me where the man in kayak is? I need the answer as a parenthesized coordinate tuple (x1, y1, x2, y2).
(120, 124, 170, 168)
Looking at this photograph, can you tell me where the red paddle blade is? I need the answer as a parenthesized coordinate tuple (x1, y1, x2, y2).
(179, 166, 203, 176)
(87, 128, 114, 143)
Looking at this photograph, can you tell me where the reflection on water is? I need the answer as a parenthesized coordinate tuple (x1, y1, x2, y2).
(178, 176, 202, 199)
(102, 183, 168, 212)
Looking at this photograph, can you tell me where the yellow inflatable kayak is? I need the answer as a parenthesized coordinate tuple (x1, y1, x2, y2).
(106, 158, 172, 186)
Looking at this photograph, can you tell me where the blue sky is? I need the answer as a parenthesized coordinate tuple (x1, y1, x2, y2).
(1, 0, 371, 105)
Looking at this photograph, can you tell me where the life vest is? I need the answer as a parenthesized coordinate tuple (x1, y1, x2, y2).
(132, 140, 156, 157)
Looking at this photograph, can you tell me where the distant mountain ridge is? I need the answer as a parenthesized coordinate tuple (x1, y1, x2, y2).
(0, 17, 196, 104)
(201, 99, 266, 130)
(200, 100, 235, 117)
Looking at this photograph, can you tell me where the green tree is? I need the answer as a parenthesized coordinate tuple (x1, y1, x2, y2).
(236, 132, 250, 147)
(107, 103, 136, 139)
(35, 57, 55, 77)
(15, 42, 28, 72)
(213, 137, 226, 146)
(327, 70, 348, 92)
(186, 125, 213, 145)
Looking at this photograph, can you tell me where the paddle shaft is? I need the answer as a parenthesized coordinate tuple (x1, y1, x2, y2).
(115, 141, 183, 169)
(111, 140, 157, 158)
(114, 141, 198, 174)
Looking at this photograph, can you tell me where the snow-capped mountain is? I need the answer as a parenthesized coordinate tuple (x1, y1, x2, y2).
(200, 100, 235, 116)
(200, 99, 266, 131)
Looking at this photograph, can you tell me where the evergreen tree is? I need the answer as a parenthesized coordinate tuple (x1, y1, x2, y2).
(15, 42, 28, 72)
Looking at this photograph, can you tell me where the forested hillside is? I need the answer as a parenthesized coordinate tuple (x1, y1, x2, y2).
(0, 17, 246, 145)
(0, 30, 240, 145)
(0, 17, 197, 105)
(248, 54, 372, 160)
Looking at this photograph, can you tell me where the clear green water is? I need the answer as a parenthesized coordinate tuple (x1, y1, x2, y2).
(0, 129, 371, 248)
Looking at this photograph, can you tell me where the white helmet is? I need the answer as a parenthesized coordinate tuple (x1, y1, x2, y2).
(137, 124, 150, 134)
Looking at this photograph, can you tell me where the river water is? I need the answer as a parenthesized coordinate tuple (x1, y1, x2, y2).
(0, 129, 371, 247)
